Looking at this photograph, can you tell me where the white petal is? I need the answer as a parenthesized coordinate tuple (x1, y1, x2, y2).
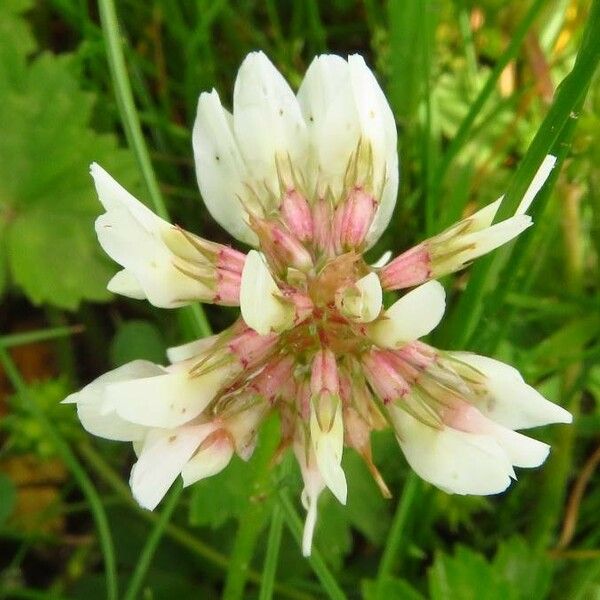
(240, 250, 292, 335)
(297, 55, 360, 199)
(390, 406, 514, 495)
(64, 361, 162, 441)
(181, 433, 234, 487)
(302, 488, 320, 557)
(451, 353, 572, 429)
(337, 272, 383, 323)
(370, 250, 392, 268)
(355, 272, 383, 322)
(366, 164, 399, 249)
(310, 403, 347, 504)
(95, 209, 212, 308)
(192, 90, 257, 245)
(486, 423, 550, 468)
(459, 214, 532, 257)
(107, 269, 146, 300)
(468, 198, 503, 230)
(369, 280, 446, 347)
(166, 335, 219, 363)
(108, 364, 233, 429)
(90, 163, 166, 232)
(130, 425, 207, 510)
(515, 154, 557, 215)
(348, 55, 398, 248)
(294, 438, 326, 557)
(233, 51, 308, 199)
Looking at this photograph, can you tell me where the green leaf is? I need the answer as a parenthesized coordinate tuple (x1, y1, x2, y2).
(363, 576, 426, 600)
(189, 416, 279, 530)
(0, 43, 139, 309)
(528, 315, 600, 376)
(313, 493, 353, 570)
(492, 537, 553, 600)
(189, 454, 258, 529)
(110, 320, 166, 367)
(344, 451, 392, 545)
(0, 0, 37, 87)
(428, 546, 515, 600)
(5, 376, 75, 458)
(0, 472, 16, 526)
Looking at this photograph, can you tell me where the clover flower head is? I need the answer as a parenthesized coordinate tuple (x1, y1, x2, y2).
(65, 52, 571, 556)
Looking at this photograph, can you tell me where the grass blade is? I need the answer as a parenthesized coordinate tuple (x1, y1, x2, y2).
(0, 325, 83, 348)
(97, 0, 211, 339)
(441, 0, 600, 348)
(278, 491, 347, 600)
(429, 0, 548, 204)
(0, 347, 118, 600)
(123, 482, 183, 600)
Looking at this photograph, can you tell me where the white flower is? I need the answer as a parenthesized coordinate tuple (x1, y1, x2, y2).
(67, 52, 571, 557)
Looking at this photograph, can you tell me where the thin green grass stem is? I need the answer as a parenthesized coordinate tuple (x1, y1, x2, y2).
(95, 2, 213, 592)
(223, 418, 280, 600)
(0, 347, 118, 600)
(277, 490, 347, 600)
(97, 0, 211, 339)
(442, 0, 600, 349)
(376, 472, 421, 588)
(429, 0, 547, 204)
(123, 481, 184, 600)
(0, 325, 83, 348)
(77, 442, 310, 600)
(258, 499, 284, 600)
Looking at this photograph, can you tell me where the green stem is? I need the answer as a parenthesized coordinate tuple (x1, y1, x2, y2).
(0, 348, 118, 600)
(123, 481, 183, 600)
(422, 2, 436, 237)
(258, 500, 284, 600)
(429, 0, 547, 203)
(98, 0, 168, 220)
(473, 90, 585, 355)
(278, 490, 347, 600)
(455, 0, 478, 85)
(376, 473, 421, 585)
(0, 325, 83, 348)
(97, 0, 211, 339)
(95, 2, 213, 593)
(442, 0, 600, 349)
(223, 418, 281, 600)
(77, 442, 310, 600)
(530, 179, 585, 548)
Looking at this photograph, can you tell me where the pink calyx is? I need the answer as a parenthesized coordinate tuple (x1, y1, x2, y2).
(217, 246, 246, 274)
(362, 350, 410, 404)
(335, 187, 377, 251)
(310, 348, 340, 396)
(251, 216, 313, 273)
(281, 189, 314, 243)
(214, 269, 242, 305)
(250, 355, 295, 403)
(228, 327, 278, 369)
(379, 243, 431, 290)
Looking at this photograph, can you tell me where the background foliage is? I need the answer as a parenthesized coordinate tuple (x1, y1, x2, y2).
(0, 0, 599, 598)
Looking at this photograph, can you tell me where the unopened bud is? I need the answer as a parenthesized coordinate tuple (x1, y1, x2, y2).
(281, 189, 314, 243)
(379, 243, 431, 290)
(251, 217, 313, 273)
(228, 327, 278, 369)
(362, 350, 410, 404)
(335, 187, 377, 251)
(312, 198, 335, 256)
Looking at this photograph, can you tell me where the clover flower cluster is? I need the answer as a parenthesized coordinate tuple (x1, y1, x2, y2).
(66, 52, 571, 555)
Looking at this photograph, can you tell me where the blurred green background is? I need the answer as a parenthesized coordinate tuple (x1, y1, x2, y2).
(0, 0, 599, 598)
